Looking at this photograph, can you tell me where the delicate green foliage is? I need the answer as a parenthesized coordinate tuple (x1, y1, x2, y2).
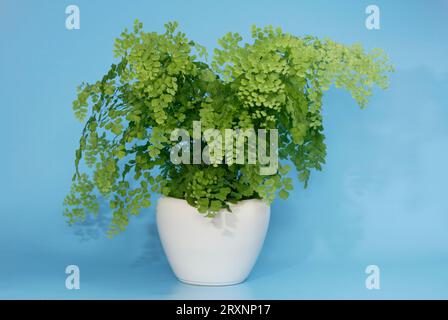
(65, 20, 393, 235)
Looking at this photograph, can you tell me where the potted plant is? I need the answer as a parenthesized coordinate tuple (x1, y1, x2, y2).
(64, 20, 392, 285)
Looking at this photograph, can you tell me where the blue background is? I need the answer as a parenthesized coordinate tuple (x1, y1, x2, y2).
(1, 0, 448, 299)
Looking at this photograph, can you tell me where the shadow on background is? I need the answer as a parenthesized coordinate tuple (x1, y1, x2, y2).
(250, 66, 448, 281)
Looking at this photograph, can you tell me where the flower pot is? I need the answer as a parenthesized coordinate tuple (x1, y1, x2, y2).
(156, 196, 270, 286)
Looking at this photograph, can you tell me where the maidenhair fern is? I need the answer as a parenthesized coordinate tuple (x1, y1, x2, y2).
(64, 20, 392, 236)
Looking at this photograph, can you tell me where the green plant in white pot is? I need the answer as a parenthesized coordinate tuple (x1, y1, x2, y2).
(64, 20, 392, 285)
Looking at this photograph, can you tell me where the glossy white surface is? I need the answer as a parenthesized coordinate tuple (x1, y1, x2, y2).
(156, 197, 270, 286)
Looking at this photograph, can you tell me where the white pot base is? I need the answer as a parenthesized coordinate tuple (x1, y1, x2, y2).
(178, 278, 244, 287)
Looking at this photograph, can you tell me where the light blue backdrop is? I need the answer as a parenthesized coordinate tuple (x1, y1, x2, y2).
(1, 0, 447, 299)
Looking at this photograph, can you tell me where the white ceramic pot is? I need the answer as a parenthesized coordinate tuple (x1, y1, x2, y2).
(156, 196, 270, 286)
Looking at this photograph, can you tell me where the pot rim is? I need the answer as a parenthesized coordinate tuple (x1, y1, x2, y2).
(157, 195, 269, 206)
